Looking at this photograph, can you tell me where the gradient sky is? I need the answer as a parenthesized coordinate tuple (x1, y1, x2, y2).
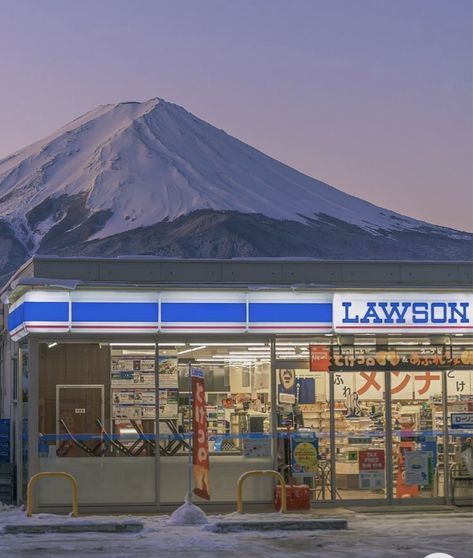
(1, 0, 472, 231)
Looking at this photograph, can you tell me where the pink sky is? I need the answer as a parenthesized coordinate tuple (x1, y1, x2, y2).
(0, 0, 471, 232)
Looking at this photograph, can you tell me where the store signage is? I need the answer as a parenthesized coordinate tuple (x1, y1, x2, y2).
(191, 367, 210, 500)
(291, 432, 319, 476)
(329, 345, 471, 371)
(333, 292, 473, 333)
(451, 412, 473, 429)
(405, 451, 430, 486)
(358, 449, 385, 490)
(309, 345, 330, 372)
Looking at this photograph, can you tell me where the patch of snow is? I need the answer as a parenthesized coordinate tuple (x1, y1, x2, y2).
(168, 498, 208, 526)
(0, 505, 472, 557)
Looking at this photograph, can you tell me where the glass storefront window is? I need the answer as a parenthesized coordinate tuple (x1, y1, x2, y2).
(34, 336, 473, 509)
(158, 342, 274, 504)
(391, 368, 445, 499)
(446, 369, 473, 504)
(275, 338, 333, 502)
(391, 370, 445, 499)
(38, 343, 156, 506)
(334, 371, 387, 500)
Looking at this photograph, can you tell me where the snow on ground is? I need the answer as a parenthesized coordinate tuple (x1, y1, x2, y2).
(0, 505, 471, 558)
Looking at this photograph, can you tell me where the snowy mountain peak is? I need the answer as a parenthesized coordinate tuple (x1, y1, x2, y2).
(0, 98, 469, 256)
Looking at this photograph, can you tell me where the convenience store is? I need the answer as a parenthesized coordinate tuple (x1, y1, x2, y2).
(1, 256, 472, 512)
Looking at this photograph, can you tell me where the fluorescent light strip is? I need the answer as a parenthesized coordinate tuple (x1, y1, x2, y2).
(276, 343, 311, 347)
(229, 351, 270, 356)
(177, 345, 207, 355)
(110, 343, 156, 347)
(189, 343, 265, 347)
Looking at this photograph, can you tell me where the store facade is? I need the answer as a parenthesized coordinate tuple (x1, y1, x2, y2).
(1, 257, 472, 512)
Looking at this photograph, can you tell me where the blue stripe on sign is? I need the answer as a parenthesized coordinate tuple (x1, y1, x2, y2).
(72, 302, 158, 323)
(249, 303, 333, 323)
(161, 302, 246, 323)
(8, 303, 25, 332)
(25, 301, 68, 323)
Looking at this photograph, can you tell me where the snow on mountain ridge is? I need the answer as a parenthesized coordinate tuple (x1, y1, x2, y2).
(0, 98, 466, 248)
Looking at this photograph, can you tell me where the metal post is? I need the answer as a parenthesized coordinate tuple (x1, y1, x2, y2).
(27, 339, 39, 513)
(270, 337, 278, 472)
(329, 371, 336, 502)
(442, 370, 450, 503)
(187, 362, 193, 502)
(155, 338, 160, 509)
(237, 470, 287, 514)
(15, 346, 24, 505)
(384, 371, 393, 504)
(27, 472, 78, 517)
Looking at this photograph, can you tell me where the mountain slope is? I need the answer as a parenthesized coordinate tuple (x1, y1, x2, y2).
(0, 97, 471, 281)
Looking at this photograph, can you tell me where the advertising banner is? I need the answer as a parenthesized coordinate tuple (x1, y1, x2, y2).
(192, 368, 210, 500)
(405, 451, 430, 486)
(330, 345, 471, 371)
(358, 450, 385, 490)
(451, 413, 473, 429)
(291, 432, 319, 476)
(309, 345, 330, 372)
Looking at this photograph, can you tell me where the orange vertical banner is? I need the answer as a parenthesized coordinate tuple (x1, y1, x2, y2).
(192, 368, 210, 500)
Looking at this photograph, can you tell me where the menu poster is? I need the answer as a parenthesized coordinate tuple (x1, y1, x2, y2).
(111, 371, 155, 387)
(111, 371, 135, 386)
(111, 356, 155, 372)
(159, 355, 178, 388)
(113, 389, 135, 405)
(159, 388, 178, 418)
(113, 405, 143, 420)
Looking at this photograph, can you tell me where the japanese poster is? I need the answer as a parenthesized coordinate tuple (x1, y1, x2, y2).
(358, 449, 385, 490)
(405, 451, 430, 486)
(158, 355, 178, 388)
(330, 345, 471, 371)
(158, 388, 178, 419)
(291, 432, 319, 476)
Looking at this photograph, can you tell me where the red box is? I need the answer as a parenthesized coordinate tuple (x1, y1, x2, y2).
(274, 484, 310, 510)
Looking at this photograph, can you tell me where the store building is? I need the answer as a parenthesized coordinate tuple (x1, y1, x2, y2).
(1, 256, 472, 513)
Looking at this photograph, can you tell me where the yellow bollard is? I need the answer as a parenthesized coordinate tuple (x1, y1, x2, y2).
(27, 472, 78, 517)
(237, 470, 287, 514)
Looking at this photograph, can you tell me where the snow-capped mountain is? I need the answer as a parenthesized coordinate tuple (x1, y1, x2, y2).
(0, 98, 471, 283)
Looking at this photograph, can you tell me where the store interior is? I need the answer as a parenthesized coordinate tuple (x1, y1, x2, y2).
(37, 335, 473, 505)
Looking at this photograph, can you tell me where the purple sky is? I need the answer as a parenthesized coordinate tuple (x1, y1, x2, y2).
(1, 0, 472, 232)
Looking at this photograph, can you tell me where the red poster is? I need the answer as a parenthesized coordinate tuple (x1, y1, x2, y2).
(192, 368, 210, 500)
(309, 345, 331, 372)
(359, 449, 385, 471)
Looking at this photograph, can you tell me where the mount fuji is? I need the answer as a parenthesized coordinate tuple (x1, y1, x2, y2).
(0, 98, 471, 283)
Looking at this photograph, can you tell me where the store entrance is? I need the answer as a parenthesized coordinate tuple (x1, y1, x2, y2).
(333, 371, 387, 501)
(276, 360, 333, 503)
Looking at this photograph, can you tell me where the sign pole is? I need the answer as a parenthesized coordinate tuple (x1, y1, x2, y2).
(187, 362, 192, 503)
(168, 363, 208, 525)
